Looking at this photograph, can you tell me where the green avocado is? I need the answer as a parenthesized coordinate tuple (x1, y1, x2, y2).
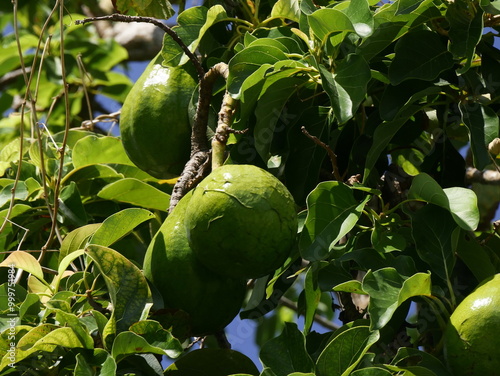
(185, 164, 298, 279)
(120, 54, 197, 178)
(443, 273, 500, 375)
(143, 191, 247, 336)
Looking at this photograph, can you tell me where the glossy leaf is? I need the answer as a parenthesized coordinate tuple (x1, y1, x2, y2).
(456, 232, 497, 282)
(316, 325, 379, 376)
(260, 322, 314, 376)
(408, 173, 479, 231)
(254, 76, 306, 160)
(228, 45, 288, 97)
(111, 331, 178, 362)
(343, 0, 374, 37)
(351, 368, 393, 376)
(308, 9, 355, 45)
(362, 86, 442, 182)
(129, 320, 183, 358)
(459, 102, 499, 170)
(114, 0, 174, 19)
(98, 178, 170, 211)
(408, 205, 458, 281)
(271, 0, 300, 22)
(59, 224, 101, 264)
(72, 135, 134, 169)
(162, 5, 227, 66)
(0, 251, 44, 282)
(300, 181, 370, 261)
(389, 30, 454, 85)
(319, 54, 371, 124)
(164, 349, 259, 375)
(446, 0, 484, 74)
(362, 268, 431, 330)
(389, 347, 452, 376)
(89, 208, 154, 247)
(85, 245, 153, 346)
(302, 267, 322, 333)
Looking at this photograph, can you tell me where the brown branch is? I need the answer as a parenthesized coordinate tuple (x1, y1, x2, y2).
(301, 126, 342, 181)
(466, 167, 500, 185)
(212, 91, 238, 169)
(75, 14, 205, 80)
(279, 296, 340, 331)
(169, 63, 231, 212)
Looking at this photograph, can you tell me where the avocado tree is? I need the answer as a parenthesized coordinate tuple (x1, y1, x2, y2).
(1, 0, 500, 374)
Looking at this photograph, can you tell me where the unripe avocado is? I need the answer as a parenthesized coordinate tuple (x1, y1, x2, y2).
(120, 53, 197, 178)
(143, 191, 247, 336)
(185, 164, 298, 279)
(443, 273, 500, 375)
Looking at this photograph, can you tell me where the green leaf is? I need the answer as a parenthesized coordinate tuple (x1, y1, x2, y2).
(75, 352, 94, 376)
(254, 76, 306, 160)
(362, 268, 431, 330)
(72, 135, 134, 169)
(362, 85, 442, 182)
(480, 0, 500, 14)
(59, 223, 101, 264)
(319, 54, 371, 124)
(164, 349, 260, 375)
(343, 0, 374, 37)
(456, 232, 497, 282)
(308, 9, 355, 45)
(0, 181, 29, 208)
(351, 368, 393, 376)
(89, 208, 154, 247)
(85, 245, 153, 347)
(54, 249, 86, 291)
(300, 182, 370, 261)
(228, 46, 288, 98)
(408, 173, 479, 231)
(98, 178, 170, 211)
(162, 5, 227, 66)
(389, 30, 454, 85)
(54, 310, 94, 349)
(114, 0, 174, 19)
(111, 331, 179, 362)
(302, 267, 322, 333)
(129, 320, 183, 358)
(0, 251, 44, 282)
(389, 347, 452, 376)
(407, 205, 458, 281)
(459, 102, 499, 170)
(58, 181, 87, 226)
(446, 0, 484, 74)
(271, 0, 300, 22)
(316, 326, 379, 376)
(259, 322, 315, 376)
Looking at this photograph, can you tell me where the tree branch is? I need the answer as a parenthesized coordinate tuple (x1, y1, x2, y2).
(466, 167, 500, 185)
(301, 126, 342, 181)
(169, 63, 231, 212)
(280, 296, 340, 331)
(75, 14, 205, 80)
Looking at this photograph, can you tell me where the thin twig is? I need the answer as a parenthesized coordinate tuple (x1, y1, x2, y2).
(301, 126, 342, 181)
(75, 14, 205, 80)
(280, 296, 340, 331)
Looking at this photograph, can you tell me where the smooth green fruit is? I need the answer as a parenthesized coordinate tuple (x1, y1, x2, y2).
(185, 164, 298, 279)
(443, 273, 500, 376)
(120, 54, 197, 178)
(143, 191, 247, 336)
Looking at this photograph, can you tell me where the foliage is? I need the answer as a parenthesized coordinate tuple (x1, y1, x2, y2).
(1, 0, 500, 374)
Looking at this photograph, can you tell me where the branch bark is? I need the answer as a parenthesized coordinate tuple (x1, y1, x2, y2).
(466, 167, 500, 185)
